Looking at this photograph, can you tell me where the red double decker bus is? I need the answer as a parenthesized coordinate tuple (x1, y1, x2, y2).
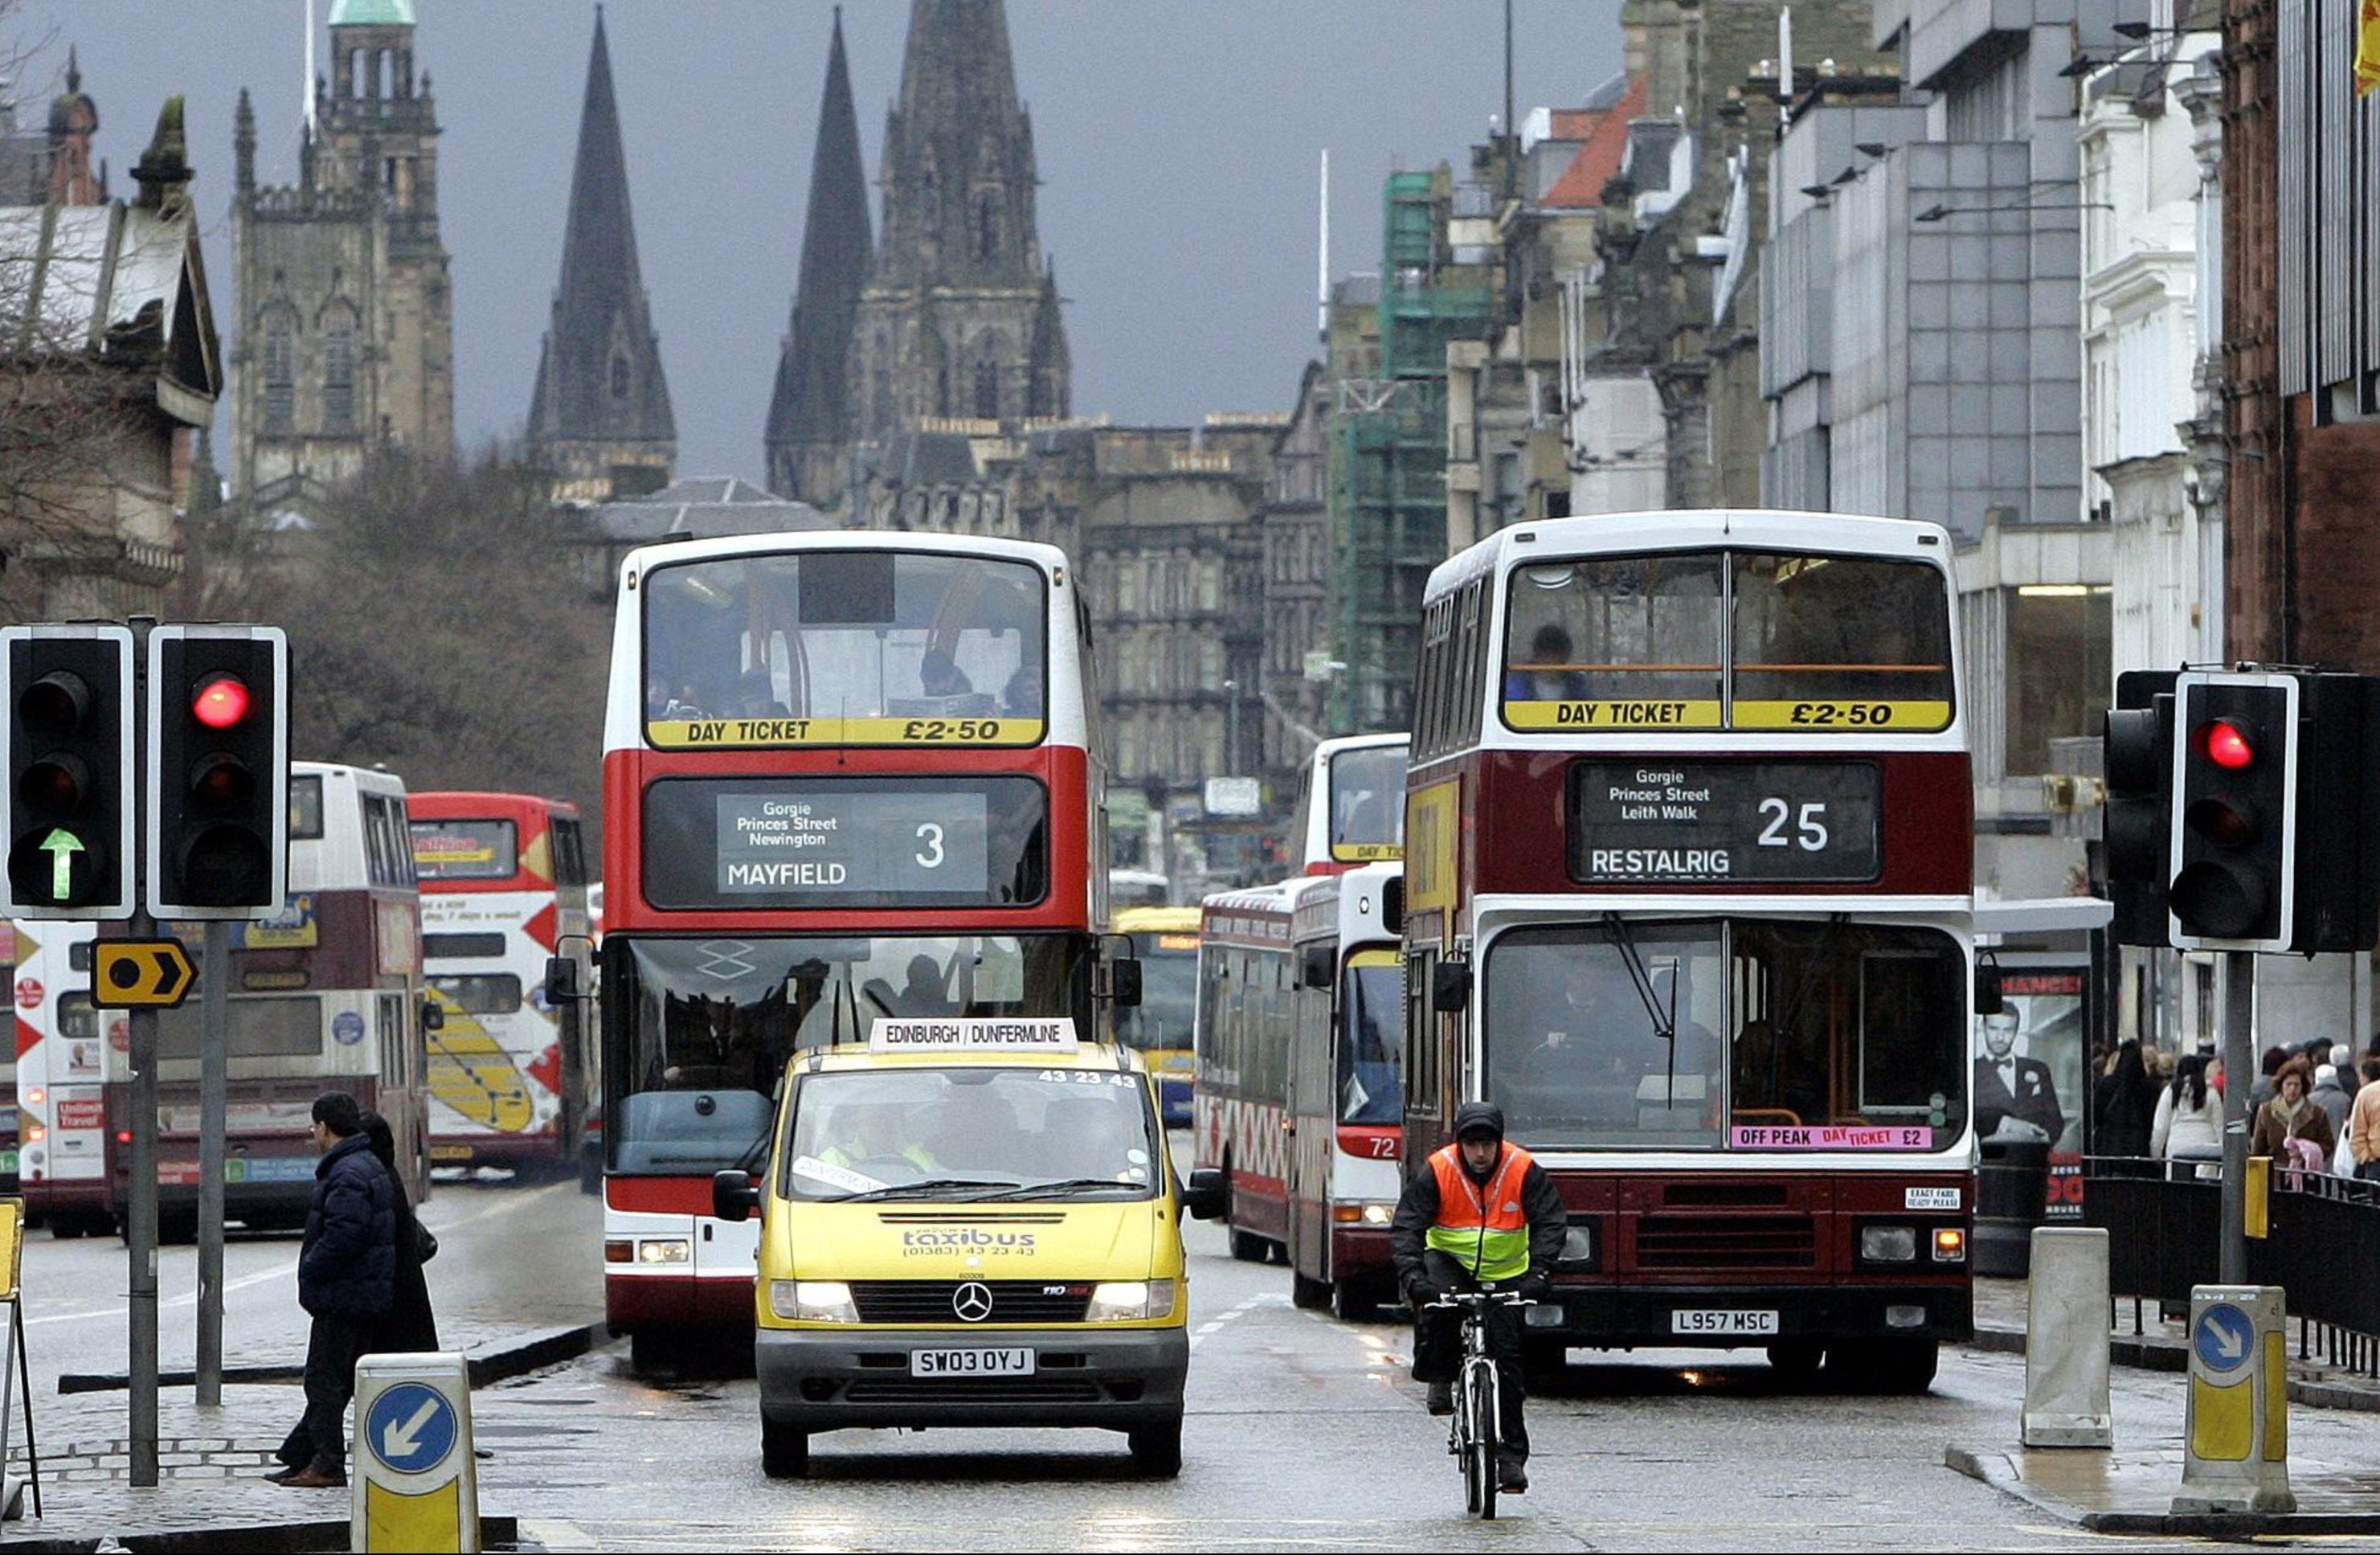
(595, 532, 1110, 1352)
(1403, 509, 1976, 1392)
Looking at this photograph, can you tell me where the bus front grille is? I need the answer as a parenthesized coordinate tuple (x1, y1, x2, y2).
(1634, 1214, 1818, 1270)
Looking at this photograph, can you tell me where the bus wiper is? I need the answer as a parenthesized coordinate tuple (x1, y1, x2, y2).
(825, 1177, 1015, 1203)
(974, 1177, 1141, 1201)
(1603, 916, 1679, 1099)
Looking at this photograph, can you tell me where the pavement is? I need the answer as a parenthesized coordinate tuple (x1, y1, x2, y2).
(1970, 1272, 2380, 1410)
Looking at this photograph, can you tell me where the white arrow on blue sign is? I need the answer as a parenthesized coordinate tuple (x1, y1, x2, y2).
(364, 1381, 459, 1474)
(2194, 1303, 2253, 1373)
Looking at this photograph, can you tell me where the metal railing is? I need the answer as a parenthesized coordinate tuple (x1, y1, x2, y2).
(2082, 1155, 2380, 1378)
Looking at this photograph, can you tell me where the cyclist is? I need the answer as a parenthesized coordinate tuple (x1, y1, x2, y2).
(1390, 1101, 1566, 1494)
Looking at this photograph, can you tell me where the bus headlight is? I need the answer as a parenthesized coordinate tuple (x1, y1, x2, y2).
(773, 1280, 857, 1323)
(636, 1238, 691, 1265)
(1086, 1279, 1176, 1322)
(1331, 1202, 1397, 1226)
(1860, 1226, 1917, 1262)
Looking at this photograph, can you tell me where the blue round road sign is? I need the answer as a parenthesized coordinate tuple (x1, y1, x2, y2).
(364, 1381, 458, 1475)
(2194, 1303, 2253, 1373)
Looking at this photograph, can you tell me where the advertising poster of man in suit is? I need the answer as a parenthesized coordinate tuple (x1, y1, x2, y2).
(1974, 971, 2088, 1220)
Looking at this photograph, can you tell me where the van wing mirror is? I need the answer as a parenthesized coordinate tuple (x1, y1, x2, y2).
(419, 996, 444, 1033)
(546, 956, 583, 1005)
(712, 1168, 761, 1224)
(1299, 943, 1336, 990)
(1431, 960, 1472, 1014)
(1182, 1167, 1228, 1221)
(1106, 957, 1143, 1009)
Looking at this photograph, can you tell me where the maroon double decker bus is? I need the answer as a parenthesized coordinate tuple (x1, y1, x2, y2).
(1402, 509, 1976, 1392)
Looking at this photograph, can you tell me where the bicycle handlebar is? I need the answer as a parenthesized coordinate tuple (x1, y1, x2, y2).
(1421, 1291, 1537, 1312)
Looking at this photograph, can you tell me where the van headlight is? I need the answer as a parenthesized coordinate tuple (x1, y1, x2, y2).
(1086, 1279, 1176, 1322)
(771, 1279, 857, 1323)
(1860, 1226, 1918, 1262)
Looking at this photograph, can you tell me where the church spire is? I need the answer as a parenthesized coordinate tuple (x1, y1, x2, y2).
(529, 6, 674, 499)
(766, 6, 873, 505)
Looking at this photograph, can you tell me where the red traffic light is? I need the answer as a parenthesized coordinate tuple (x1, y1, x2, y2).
(2204, 719, 2253, 770)
(191, 674, 250, 730)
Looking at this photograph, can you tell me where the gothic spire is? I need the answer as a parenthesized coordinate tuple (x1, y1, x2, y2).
(529, 6, 674, 492)
(875, 0, 1041, 287)
(766, 6, 873, 492)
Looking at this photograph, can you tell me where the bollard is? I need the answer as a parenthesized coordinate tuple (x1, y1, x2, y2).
(351, 1352, 480, 1553)
(2174, 1285, 2294, 1514)
(2021, 1226, 2112, 1447)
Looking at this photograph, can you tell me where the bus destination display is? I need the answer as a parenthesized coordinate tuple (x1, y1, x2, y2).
(640, 775, 1046, 910)
(1567, 760, 1880, 884)
(715, 792, 988, 895)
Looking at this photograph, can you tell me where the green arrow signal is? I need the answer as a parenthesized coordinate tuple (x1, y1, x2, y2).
(38, 828, 82, 902)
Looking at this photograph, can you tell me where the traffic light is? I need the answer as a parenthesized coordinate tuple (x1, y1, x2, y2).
(2288, 673, 2380, 953)
(2102, 670, 2175, 948)
(2168, 672, 2297, 951)
(0, 625, 134, 918)
(146, 624, 288, 919)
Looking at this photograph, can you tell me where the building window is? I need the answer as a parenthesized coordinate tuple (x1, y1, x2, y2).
(263, 317, 296, 434)
(1197, 560, 1221, 613)
(611, 355, 631, 400)
(976, 192, 1000, 261)
(2005, 586, 2112, 775)
(321, 314, 357, 435)
(973, 360, 1000, 421)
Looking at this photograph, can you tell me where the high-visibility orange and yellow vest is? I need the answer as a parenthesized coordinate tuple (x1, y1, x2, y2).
(1423, 1141, 1536, 1282)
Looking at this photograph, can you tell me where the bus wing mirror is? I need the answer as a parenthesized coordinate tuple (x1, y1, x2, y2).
(711, 1168, 760, 1223)
(1382, 877, 1405, 935)
(419, 997, 444, 1033)
(1975, 966, 2005, 1017)
(1299, 944, 1336, 991)
(1182, 1167, 1228, 1221)
(546, 956, 583, 1005)
(1431, 961, 1471, 1013)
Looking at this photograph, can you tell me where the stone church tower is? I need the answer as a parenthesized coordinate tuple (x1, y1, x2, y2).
(528, 8, 675, 501)
(230, 0, 454, 501)
(763, 10, 872, 509)
(848, 0, 1068, 445)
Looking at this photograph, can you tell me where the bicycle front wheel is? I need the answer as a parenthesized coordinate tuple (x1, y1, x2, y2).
(1464, 1361, 1500, 1520)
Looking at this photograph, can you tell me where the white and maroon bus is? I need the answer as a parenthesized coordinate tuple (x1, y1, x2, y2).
(409, 792, 597, 1174)
(1404, 510, 1976, 1392)
(14, 919, 112, 1235)
(595, 532, 1110, 1355)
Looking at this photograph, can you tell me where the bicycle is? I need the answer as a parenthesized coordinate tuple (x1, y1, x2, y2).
(1426, 1290, 1533, 1520)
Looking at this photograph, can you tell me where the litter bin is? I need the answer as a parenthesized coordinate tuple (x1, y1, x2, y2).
(1973, 1138, 2051, 1278)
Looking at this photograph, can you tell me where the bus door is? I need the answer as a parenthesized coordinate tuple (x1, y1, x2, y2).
(1284, 938, 1335, 1283)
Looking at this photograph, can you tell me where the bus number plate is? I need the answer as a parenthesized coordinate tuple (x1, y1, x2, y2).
(910, 1348, 1035, 1377)
(1670, 1309, 1778, 1336)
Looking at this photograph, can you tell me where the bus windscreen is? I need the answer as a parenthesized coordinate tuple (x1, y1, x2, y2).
(642, 550, 1048, 748)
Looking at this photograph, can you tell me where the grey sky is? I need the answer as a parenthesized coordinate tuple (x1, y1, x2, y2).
(11, 2, 1621, 480)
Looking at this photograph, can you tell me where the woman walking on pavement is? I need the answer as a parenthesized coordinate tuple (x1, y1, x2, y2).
(360, 1108, 440, 1354)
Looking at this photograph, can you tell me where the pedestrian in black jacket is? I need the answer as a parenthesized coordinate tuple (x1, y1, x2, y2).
(360, 1109, 440, 1354)
(268, 1092, 395, 1488)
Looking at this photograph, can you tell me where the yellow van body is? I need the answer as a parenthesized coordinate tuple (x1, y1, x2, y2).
(746, 1042, 1192, 1475)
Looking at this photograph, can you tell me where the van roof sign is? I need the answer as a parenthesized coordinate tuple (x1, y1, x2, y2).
(865, 1017, 1080, 1054)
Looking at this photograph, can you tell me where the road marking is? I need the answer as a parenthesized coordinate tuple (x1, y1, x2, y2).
(1188, 1290, 1288, 1351)
(27, 1180, 579, 1326)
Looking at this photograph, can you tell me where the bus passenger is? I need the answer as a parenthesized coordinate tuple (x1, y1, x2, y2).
(920, 649, 974, 698)
(1503, 624, 1589, 702)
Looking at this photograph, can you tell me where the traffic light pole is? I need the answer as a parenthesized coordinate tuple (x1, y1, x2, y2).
(2219, 950, 2255, 1283)
(195, 919, 229, 1407)
(125, 616, 158, 1487)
